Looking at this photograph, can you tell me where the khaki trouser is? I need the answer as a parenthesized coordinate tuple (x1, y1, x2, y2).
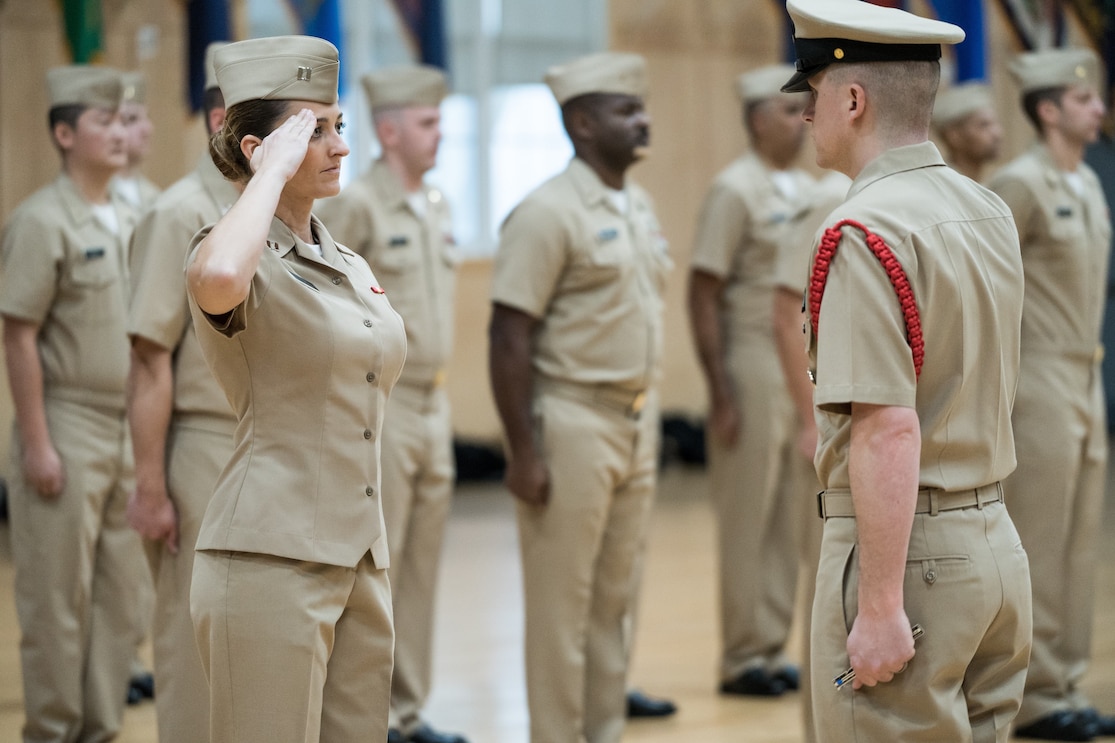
(1004, 354, 1107, 726)
(146, 422, 231, 743)
(191, 549, 395, 743)
(9, 398, 143, 743)
(798, 481, 824, 743)
(380, 383, 455, 734)
(811, 498, 1031, 743)
(709, 330, 806, 681)
(518, 386, 659, 743)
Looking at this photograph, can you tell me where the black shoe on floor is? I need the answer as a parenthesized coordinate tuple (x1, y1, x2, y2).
(1078, 708, 1115, 737)
(772, 665, 800, 691)
(719, 667, 788, 697)
(407, 723, 469, 743)
(125, 672, 155, 706)
(1015, 710, 1095, 741)
(626, 689, 677, 718)
(388, 729, 406, 743)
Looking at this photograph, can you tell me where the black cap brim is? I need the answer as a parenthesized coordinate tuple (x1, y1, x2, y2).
(781, 67, 824, 93)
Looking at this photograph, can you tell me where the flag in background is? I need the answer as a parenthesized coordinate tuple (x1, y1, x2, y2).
(285, 0, 345, 94)
(187, 0, 232, 111)
(930, 0, 986, 82)
(60, 0, 104, 63)
(392, 0, 448, 70)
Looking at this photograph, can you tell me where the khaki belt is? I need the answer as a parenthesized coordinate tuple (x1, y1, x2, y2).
(536, 377, 648, 418)
(395, 368, 447, 393)
(818, 482, 1003, 519)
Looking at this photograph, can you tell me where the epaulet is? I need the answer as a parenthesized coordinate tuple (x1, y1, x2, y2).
(809, 219, 924, 379)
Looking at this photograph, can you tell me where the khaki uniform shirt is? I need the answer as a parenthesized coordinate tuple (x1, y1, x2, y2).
(988, 144, 1111, 359)
(691, 153, 814, 342)
(128, 155, 240, 430)
(188, 216, 407, 568)
(317, 159, 457, 386)
(113, 174, 162, 213)
(492, 158, 672, 390)
(773, 172, 852, 295)
(0, 174, 136, 410)
(808, 142, 1023, 491)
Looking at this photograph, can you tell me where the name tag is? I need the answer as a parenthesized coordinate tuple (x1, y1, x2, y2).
(1056, 206, 1074, 218)
(388, 236, 409, 247)
(770, 212, 788, 224)
(597, 228, 619, 243)
(84, 247, 105, 260)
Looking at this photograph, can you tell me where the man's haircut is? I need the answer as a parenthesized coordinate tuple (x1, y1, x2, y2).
(1022, 87, 1065, 133)
(48, 104, 85, 133)
(830, 59, 940, 137)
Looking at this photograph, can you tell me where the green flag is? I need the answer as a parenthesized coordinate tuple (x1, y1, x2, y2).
(60, 0, 103, 63)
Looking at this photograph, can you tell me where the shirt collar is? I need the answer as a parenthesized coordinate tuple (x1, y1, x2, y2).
(846, 141, 947, 200)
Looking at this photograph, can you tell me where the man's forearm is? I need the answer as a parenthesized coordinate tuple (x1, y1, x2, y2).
(773, 288, 814, 425)
(127, 338, 174, 497)
(3, 319, 51, 450)
(488, 306, 538, 458)
(848, 403, 921, 617)
(687, 271, 733, 402)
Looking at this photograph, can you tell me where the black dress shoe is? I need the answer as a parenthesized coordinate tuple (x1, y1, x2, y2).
(407, 723, 469, 743)
(772, 665, 800, 691)
(1015, 711, 1095, 741)
(719, 667, 788, 697)
(125, 672, 155, 705)
(626, 689, 677, 718)
(387, 729, 406, 743)
(1078, 708, 1115, 737)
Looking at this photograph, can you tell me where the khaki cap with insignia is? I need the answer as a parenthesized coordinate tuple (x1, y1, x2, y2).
(205, 41, 231, 92)
(782, 0, 965, 93)
(362, 65, 448, 113)
(736, 64, 800, 103)
(544, 52, 648, 106)
(932, 82, 994, 128)
(214, 35, 339, 108)
(47, 66, 124, 110)
(121, 71, 147, 104)
(1008, 48, 1101, 95)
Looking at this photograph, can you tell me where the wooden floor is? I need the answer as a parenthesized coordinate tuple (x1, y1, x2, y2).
(0, 463, 1113, 742)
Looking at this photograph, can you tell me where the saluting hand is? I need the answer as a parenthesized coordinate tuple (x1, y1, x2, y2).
(249, 108, 317, 183)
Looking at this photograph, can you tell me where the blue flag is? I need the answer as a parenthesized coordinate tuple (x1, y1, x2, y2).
(929, 0, 986, 82)
(392, 0, 448, 70)
(187, 0, 232, 112)
(286, 0, 345, 94)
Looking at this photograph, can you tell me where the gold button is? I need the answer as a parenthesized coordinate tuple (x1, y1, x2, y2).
(631, 391, 647, 414)
(833, 48, 845, 60)
(1076, 65, 1087, 78)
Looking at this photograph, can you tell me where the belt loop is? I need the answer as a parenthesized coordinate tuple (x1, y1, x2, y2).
(975, 485, 986, 509)
(928, 490, 940, 517)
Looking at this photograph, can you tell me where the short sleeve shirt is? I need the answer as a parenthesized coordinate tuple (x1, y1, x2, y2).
(317, 159, 457, 385)
(187, 215, 407, 568)
(690, 153, 814, 339)
(128, 155, 240, 428)
(491, 158, 672, 390)
(0, 174, 136, 410)
(809, 143, 1023, 492)
(988, 144, 1111, 359)
(773, 171, 852, 296)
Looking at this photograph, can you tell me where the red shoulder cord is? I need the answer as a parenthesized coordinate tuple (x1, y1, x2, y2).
(808, 219, 925, 379)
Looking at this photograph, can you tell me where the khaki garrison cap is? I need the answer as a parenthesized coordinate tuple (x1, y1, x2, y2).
(121, 71, 147, 104)
(782, 0, 965, 93)
(736, 64, 799, 103)
(1009, 48, 1101, 95)
(545, 52, 648, 106)
(362, 65, 448, 112)
(47, 66, 124, 110)
(205, 41, 230, 91)
(214, 35, 339, 109)
(932, 82, 994, 128)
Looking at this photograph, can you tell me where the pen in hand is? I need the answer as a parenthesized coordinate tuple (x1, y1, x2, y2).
(833, 624, 924, 690)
